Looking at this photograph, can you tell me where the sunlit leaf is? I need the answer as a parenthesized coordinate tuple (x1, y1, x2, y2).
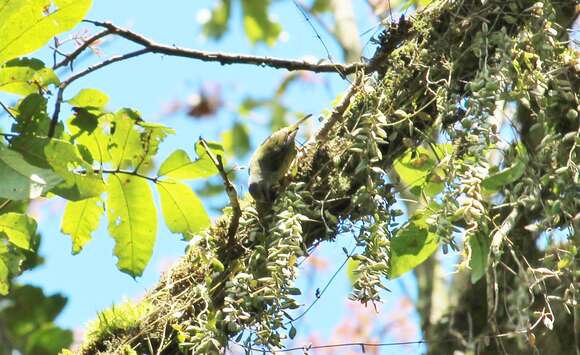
(67, 88, 109, 108)
(203, 0, 231, 40)
(389, 213, 439, 278)
(68, 110, 113, 164)
(158, 181, 210, 239)
(158, 147, 220, 180)
(346, 258, 360, 286)
(137, 122, 175, 171)
(393, 145, 452, 197)
(107, 175, 157, 277)
(10, 136, 105, 200)
(0, 58, 59, 96)
(0, 0, 93, 64)
(61, 198, 103, 254)
(0, 251, 9, 295)
(0, 145, 62, 200)
(109, 108, 144, 169)
(11, 136, 90, 173)
(241, 0, 281, 46)
(51, 173, 105, 201)
(0, 243, 25, 295)
(0, 212, 37, 250)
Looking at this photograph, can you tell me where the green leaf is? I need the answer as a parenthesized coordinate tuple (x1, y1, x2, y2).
(0, 212, 37, 250)
(11, 93, 53, 136)
(0, 58, 59, 96)
(25, 324, 73, 355)
(136, 122, 175, 171)
(68, 110, 113, 164)
(0, 0, 93, 64)
(393, 145, 451, 197)
(61, 197, 103, 254)
(481, 159, 525, 192)
(346, 258, 360, 286)
(0, 145, 62, 200)
(107, 175, 157, 277)
(203, 0, 231, 40)
(0, 254, 9, 295)
(11, 136, 105, 200)
(0, 243, 25, 295)
(51, 173, 105, 201)
(158, 181, 210, 240)
(468, 234, 489, 283)
(289, 325, 297, 339)
(67, 88, 109, 108)
(389, 214, 439, 278)
(0, 284, 67, 332)
(109, 109, 144, 169)
(241, 0, 281, 46)
(157, 149, 219, 180)
(11, 136, 90, 173)
(221, 122, 250, 158)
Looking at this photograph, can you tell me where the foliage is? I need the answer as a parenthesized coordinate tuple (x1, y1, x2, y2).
(203, 0, 281, 46)
(0, 0, 578, 354)
(0, 285, 72, 355)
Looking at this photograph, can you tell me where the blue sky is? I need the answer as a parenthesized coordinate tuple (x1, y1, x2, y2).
(5, 1, 448, 353)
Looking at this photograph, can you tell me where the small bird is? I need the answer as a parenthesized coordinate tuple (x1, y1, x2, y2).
(248, 115, 311, 204)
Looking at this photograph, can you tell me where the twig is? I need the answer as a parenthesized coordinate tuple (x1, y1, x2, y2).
(289, 245, 357, 324)
(293, 1, 335, 63)
(315, 74, 363, 142)
(78, 168, 159, 183)
(48, 48, 151, 138)
(53, 29, 111, 70)
(235, 339, 430, 353)
(0, 101, 17, 121)
(198, 138, 241, 246)
(84, 20, 363, 75)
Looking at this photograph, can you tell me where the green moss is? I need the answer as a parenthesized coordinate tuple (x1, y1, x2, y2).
(83, 300, 153, 348)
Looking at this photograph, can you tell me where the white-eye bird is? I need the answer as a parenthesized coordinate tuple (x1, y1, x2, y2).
(248, 115, 310, 204)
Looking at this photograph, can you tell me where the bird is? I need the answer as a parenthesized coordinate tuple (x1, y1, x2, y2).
(248, 115, 311, 204)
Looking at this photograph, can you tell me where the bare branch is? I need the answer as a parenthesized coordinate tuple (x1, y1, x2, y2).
(0, 101, 17, 121)
(53, 29, 111, 70)
(84, 20, 363, 75)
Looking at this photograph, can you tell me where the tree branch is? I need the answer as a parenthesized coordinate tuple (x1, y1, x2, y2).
(48, 48, 151, 138)
(47, 19, 367, 139)
(0, 101, 17, 121)
(53, 29, 111, 70)
(84, 20, 364, 75)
